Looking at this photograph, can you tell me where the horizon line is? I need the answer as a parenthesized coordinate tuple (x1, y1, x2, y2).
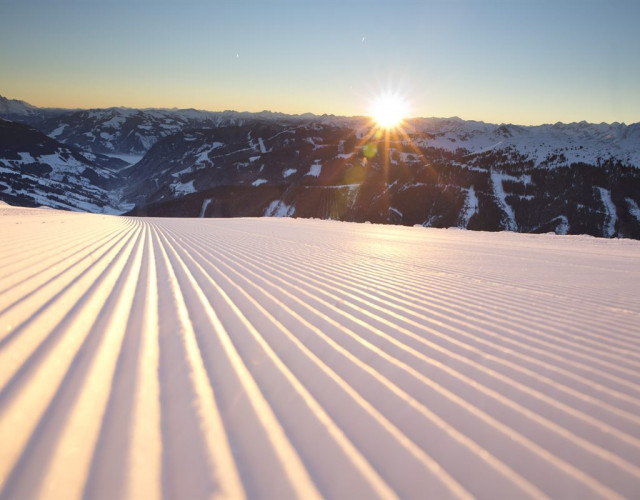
(1, 93, 637, 128)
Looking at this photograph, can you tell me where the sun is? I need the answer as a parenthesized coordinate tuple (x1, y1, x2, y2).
(369, 92, 409, 129)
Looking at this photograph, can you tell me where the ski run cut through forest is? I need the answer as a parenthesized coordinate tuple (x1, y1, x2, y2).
(1, 203, 640, 499)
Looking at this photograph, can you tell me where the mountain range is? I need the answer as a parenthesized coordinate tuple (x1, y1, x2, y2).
(1, 94, 639, 238)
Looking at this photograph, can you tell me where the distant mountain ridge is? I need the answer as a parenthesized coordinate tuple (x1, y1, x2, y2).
(0, 95, 348, 155)
(1, 94, 639, 239)
(3, 94, 638, 161)
(0, 95, 38, 116)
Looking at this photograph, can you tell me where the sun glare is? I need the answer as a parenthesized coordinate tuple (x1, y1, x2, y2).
(370, 92, 409, 129)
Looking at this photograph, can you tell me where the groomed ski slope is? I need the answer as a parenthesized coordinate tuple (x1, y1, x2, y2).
(1, 205, 640, 499)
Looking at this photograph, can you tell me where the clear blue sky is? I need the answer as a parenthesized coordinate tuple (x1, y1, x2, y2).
(1, 0, 638, 125)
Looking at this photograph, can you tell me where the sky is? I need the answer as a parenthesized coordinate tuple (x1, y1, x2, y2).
(0, 0, 638, 125)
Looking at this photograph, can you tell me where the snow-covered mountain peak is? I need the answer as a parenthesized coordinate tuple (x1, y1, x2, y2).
(0, 95, 39, 117)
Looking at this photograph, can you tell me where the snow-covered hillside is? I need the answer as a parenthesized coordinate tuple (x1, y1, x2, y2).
(2, 94, 638, 165)
(0, 119, 126, 213)
(1, 205, 639, 499)
(121, 120, 640, 238)
(0, 96, 39, 118)
(1, 94, 640, 237)
(409, 117, 640, 167)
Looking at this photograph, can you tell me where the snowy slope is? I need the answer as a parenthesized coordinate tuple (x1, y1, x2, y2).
(0, 96, 39, 117)
(2, 112, 640, 235)
(0, 119, 126, 213)
(409, 118, 640, 166)
(4, 94, 637, 166)
(25, 106, 330, 156)
(121, 120, 640, 238)
(1, 206, 639, 499)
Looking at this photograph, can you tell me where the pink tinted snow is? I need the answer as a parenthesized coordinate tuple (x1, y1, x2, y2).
(0, 206, 639, 499)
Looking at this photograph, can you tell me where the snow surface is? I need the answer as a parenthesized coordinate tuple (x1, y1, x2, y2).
(48, 124, 68, 138)
(264, 200, 295, 217)
(460, 185, 478, 228)
(627, 198, 640, 224)
(199, 198, 212, 218)
(388, 207, 402, 218)
(554, 215, 571, 235)
(597, 187, 617, 238)
(306, 162, 322, 177)
(16, 152, 35, 163)
(410, 118, 640, 167)
(101, 115, 127, 129)
(0, 97, 38, 116)
(104, 153, 145, 165)
(1, 207, 640, 499)
(194, 142, 224, 166)
(1, 151, 121, 215)
(282, 168, 297, 178)
(490, 172, 518, 231)
(173, 179, 196, 196)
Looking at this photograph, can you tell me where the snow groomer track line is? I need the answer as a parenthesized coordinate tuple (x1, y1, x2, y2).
(1, 204, 640, 499)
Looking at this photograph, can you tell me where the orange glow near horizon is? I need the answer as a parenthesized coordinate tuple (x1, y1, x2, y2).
(369, 92, 409, 130)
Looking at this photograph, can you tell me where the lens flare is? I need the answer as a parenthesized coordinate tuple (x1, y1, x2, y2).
(369, 92, 408, 129)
